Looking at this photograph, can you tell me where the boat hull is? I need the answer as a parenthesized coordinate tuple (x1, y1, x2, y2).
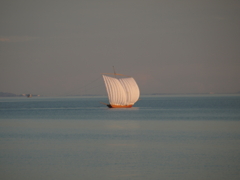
(107, 104, 133, 108)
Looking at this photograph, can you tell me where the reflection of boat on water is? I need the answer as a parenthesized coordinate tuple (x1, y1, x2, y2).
(102, 70, 140, 108)
(27, 94, 32, 98)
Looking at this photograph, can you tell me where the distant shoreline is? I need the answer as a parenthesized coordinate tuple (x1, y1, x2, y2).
(1, 92, 239, 97)
(0, 92, 40, 97)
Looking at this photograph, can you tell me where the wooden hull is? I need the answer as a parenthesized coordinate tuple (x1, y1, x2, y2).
(107, 104, 133, 108)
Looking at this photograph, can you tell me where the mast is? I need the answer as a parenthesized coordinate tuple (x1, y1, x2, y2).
(113, 66, 117, 78)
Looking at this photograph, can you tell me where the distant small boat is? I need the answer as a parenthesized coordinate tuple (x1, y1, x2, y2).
(27, 94, 32, 98)
(102, 70, 140, 108)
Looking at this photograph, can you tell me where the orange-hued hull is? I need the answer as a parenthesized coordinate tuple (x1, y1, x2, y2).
(107, 104, 133, 108)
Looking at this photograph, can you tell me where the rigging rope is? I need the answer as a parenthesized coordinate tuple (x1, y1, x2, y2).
(64, 76, 104, 96)
(80, 76, 102, 90)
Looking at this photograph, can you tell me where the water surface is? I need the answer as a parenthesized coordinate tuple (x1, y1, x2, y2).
(0, 95, 240, 180)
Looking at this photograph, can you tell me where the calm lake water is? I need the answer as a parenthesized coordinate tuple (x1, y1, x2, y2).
(0, 95, 240, 180)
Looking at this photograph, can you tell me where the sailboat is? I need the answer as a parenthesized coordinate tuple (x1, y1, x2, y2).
(102, 71, 140, 108)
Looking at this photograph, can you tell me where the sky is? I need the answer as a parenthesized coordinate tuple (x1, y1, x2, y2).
(1, 0, 240, 96)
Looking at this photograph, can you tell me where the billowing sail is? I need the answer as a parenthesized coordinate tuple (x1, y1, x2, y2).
(119, 77, 140, 105)
(102, 75, 140, 107)
(102, 75, 127, 106)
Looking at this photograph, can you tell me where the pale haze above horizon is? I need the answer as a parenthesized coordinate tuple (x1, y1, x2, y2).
(1, 0, 240, 96)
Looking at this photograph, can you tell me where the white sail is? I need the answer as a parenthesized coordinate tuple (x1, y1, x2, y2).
(119, 77, 140, 105)
(102, 75, 127, 106)
(102, 75, 140, 106)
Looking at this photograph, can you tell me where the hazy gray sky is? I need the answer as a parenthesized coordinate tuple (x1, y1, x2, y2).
(1, 0, 240, 96)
